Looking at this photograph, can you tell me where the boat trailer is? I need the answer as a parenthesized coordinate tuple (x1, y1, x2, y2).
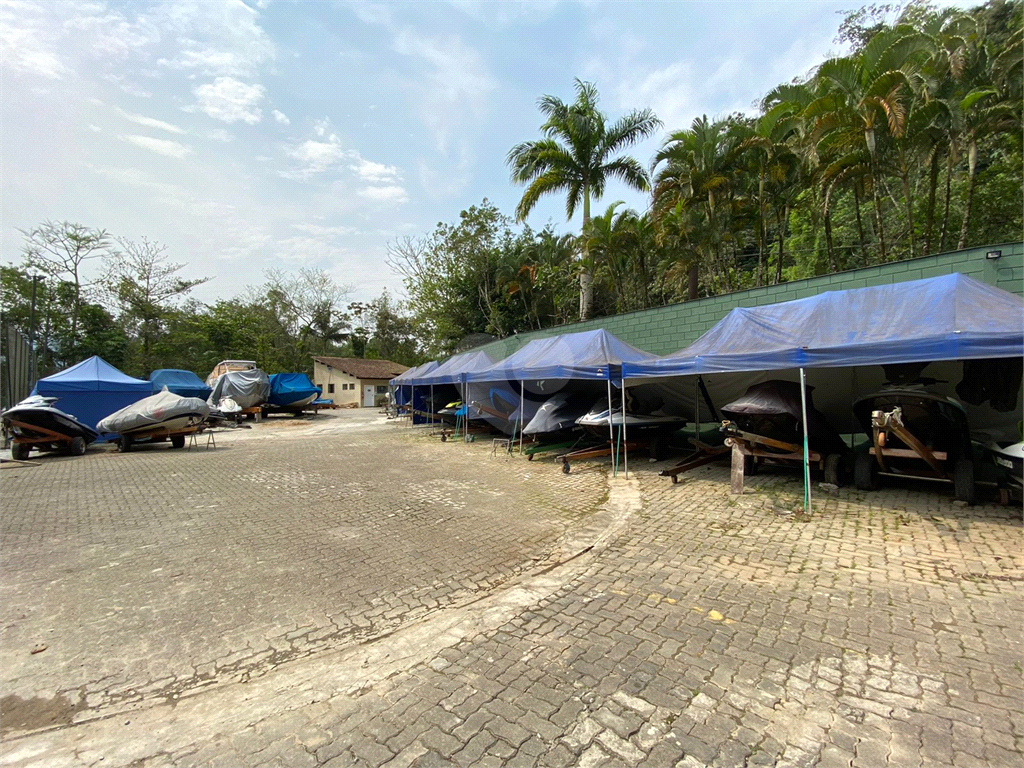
(722, 421, 840, 494)
(4, 418, 89, 460)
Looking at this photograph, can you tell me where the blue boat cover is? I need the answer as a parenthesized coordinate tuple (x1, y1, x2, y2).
(419, 349, 496, 385)
(150, 369, 212, 399)
(465, 329, 659, 383)
(622, 273, 1024, 380)
(268, 372, 322, 406)
(34, 355, 152, 432)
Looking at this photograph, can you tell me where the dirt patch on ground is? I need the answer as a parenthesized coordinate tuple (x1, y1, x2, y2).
(0, 693, 85, 735)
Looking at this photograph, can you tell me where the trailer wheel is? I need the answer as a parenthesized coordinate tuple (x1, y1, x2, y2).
(854, 452, 878, 491)
(440, 434, 447, 443)
(953, 458, 976, 505)
(562, 460, 571, 475)
(70, 436, 87, 456)
(742, 454, 758, 476)
(527, 453, 534, 461)
(824, 453, 842, 486)
(649, 438, 666, 462)
(118, 436, 133, 453)
(11, 441, 30, 461)
(170, 435, 186, 449)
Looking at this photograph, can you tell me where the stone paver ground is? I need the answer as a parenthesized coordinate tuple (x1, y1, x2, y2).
(1, 410, 1021, 767)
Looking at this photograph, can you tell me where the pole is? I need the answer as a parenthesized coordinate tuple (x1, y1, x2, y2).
(621, 377, 630, 479)
(430, 384, 435, 429)
(799, 368, 812, 515)
(519, 380, 525, 454)
(28, 273, 38, 384)
(606, 378, 614, 446)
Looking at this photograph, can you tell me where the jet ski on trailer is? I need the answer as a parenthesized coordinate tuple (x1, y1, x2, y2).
(2, 395, 99, 460)
(573, 392, 686, 463)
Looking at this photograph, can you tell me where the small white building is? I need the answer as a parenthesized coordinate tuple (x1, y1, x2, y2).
(312, 357, 409, 407)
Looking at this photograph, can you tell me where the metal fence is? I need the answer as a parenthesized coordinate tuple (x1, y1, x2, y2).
(1, 322, 33, 411)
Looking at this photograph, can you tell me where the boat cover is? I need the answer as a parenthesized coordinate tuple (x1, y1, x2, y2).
(268, 373, 322, 406)
(622, 274, 1024, 380)
(419, 350, 496, 385)
(150, 369, 212, 399)
(465, 329, 658, 383)
(97, 389, 210, 435)
(523, 392, 593, 436)
(33, 356, 151, 432)
(208, 368, 270, 409)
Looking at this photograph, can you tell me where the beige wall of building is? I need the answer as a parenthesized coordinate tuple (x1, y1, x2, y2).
(313, 361, 392, 407)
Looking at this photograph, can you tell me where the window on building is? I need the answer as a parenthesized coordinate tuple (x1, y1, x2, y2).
(328, 383, 335, 394)
(376, 385, 387, 394)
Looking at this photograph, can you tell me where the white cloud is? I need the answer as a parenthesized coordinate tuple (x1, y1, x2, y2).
(291, 223, 358, 237)
(116, 108, 186, 134)
(350, 157, 400, 183)
(392, 29, 495, 152)
(121, 134, 192, 159)
(358, 185, 408, 203)
(194, 77, 265, 124)
(154, 0, 275, 78)
(287, 137, 346, 177)
(613, 61, 698, 134)
(207, 128, 234, 142)
(350, 2, 393, 26)
(272, 109, 290, 125)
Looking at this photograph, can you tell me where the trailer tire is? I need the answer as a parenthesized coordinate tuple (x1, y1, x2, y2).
(170, 435, 186, 449)
(562, 460, 571, 475)
(954, 458, 976, 505)
(854, 452, 878, 491)
(70, 436, 87, 456)
(824, 453, 843, 486)
(11, 441, 30, 461)
(527, 453, 533, 461)
(118, 436, 132, 453)
(440, 434, 447, 443)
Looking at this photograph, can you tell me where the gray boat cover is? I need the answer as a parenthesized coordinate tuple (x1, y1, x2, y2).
(97, 389, 210, 435)
(208, 369, 270, 409)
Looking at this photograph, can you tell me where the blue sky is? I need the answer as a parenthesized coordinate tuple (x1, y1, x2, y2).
(0, 0, 968, 306)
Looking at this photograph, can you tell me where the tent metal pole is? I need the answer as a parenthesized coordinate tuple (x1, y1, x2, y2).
(800, 367, 812, 515)
(694, 377, 701, 437)
(430, 384, 434, 429)
(606, 378, 614, 446)
(519, 381, 525, 454)
(621, 377, 629, 479)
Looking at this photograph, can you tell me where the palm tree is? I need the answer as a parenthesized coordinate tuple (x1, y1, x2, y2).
(507, 79, 660, 320)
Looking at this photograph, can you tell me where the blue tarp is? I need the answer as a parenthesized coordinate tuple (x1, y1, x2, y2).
(622, 274, 1024, 380)
(149, 369, 212, 400)
(419, 349, 496, 385)
(268, 373, 322, 406)
(34, 356, 152, 432)
(465, 329, 659, 383)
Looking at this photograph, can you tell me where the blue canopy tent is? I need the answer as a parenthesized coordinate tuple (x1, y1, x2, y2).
(149, 369, 212, 400)
(463, 329, 662, 446)
(389, 361, 439, 423)
(34, 356, 152, 436)
(620, 273, 1024, 504)
(413, 349, 497, 430)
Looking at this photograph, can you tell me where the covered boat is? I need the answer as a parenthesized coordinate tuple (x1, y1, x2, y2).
(523, 392, 595, 440)
(2, 395, 99, 459)
(722, 380, 848, 456)
(267, 373, 322, 408)
(150, 369, 213, 400)
(208, 368, 270, 410)
(206, 360, 257, 387)
(97, 389, 210, 450)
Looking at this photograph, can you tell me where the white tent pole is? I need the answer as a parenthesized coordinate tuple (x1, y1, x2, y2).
(430, 384, 435, 429)
(606, 378, 614, 446)
(519, 380, 525, 454)
(621, 377, 630, 479)
(800, 367, 812, 515)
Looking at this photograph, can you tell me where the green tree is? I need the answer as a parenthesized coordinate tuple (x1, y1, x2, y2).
(507, 79, 660, 320)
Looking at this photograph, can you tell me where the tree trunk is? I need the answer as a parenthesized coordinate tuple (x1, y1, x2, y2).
(687, 262, 699, 301)
(823, 184, 836, 272)
(923, 146, 940, 256)
(939, 149, 954, 252)
(957, 140, 978, 250)
(899, 161, 917, 259)
(774, 206, 788, 284)
(870, 170, 887, 262)
(756, 177, 766, 287)
(579, 187, 593, 320)
(853, 183, 869, 266)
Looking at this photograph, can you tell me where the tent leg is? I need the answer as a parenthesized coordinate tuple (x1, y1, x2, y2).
(800, 368, 812, 515)
(430, 385, 434, 428)
(621, 378, 630, 479)
(519, 381, 525, 454)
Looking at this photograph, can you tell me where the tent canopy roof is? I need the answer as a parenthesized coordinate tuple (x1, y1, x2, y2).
(623, 273, 1024, 380)
(38, 356, 151, 392)
(466, 329, 659, 383)
(419, 349, 497, 385)
(391, 360, 438, 385)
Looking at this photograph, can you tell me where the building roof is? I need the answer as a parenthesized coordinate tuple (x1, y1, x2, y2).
(313, 357, 409, 380)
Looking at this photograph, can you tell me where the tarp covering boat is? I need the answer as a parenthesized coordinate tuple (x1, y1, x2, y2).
(33, 356, 151, 431)
(523, 392, 596, 437)
(268, 373, 321, 407)
(208, 368, 270, 410)
(149, 369, 212, 400)
(622, 274, 1024, 380)
(97, 389, 210, 436)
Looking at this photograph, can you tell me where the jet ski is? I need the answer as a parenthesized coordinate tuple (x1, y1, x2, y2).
(2, 394, 99, 459)
(97, 389, 210, 451)
(722, 380, 848, 456)
(524, 392, 596, 441)
(576, 400, 687, 439)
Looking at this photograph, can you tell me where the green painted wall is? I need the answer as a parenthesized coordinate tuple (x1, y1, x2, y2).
(472, 242, 1023, 361)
